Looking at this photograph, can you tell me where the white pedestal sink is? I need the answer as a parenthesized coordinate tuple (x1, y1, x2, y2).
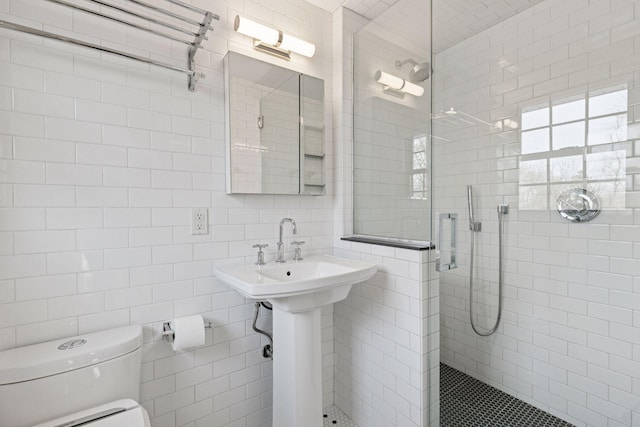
(215, 254, 377, 427)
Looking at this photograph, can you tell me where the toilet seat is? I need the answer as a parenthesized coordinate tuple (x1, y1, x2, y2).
(33, 399, 150, 427)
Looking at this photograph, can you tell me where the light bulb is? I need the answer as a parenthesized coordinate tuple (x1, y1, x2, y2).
(375, 71, 424, 97)
(234, 15, 316, 59)
(375, 70, 404, 90)
(279, 34, 316, 58)
(402, 81, 424, 97)
(234, 15, 279, 46)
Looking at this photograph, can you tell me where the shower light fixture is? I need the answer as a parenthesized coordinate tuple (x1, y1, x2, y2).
(234, 15, 316, 60)
(375, 70, 424, 98)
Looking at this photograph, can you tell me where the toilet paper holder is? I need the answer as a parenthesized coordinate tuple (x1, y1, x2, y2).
(162, 320, 213, 343)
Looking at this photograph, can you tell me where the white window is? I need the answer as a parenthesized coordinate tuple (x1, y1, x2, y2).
(519, 88, 628, 210)
(411, 135, 428, 200)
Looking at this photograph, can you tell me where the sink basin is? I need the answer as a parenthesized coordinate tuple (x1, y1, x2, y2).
(215, 254, 377, 311)
(215, 253, 376, 426)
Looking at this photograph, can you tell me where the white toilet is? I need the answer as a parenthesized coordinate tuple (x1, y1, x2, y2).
(0, 325, 150, 427)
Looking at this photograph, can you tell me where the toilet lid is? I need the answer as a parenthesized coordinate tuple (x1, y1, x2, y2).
(33, 399, 150, 427)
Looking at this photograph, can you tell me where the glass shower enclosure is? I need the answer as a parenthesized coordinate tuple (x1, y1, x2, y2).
(352, 15, 432, 244)
(348, 0, 640, 426)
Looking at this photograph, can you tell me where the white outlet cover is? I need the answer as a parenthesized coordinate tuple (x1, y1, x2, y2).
(191, 208, 208, 235)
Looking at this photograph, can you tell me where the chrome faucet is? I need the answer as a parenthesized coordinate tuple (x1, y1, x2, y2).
(276, 218, 297, 263)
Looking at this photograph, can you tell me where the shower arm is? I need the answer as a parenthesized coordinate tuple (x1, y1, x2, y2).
(395, 58, 418, 68)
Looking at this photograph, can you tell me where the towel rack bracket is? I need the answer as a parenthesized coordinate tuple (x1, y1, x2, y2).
(188, 10, 215, 92)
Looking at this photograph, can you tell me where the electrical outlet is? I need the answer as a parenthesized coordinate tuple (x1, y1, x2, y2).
(191, 208, 208, 235)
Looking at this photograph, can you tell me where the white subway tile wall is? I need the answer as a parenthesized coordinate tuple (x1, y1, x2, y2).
(0, 0, 333, 426)
(435, 0, 640, 426)
(333, 240, 439, 427)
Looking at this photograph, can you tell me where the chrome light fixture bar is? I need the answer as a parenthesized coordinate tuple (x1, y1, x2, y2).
(234, 15, 315, 60)
(375, 70, 424, 98)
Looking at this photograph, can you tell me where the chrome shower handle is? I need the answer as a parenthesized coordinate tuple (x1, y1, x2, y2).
(436, 213, 458, 272)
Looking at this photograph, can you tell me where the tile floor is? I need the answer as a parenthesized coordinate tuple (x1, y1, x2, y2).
(441, 364, 575, 427)
(323, 405, 357, 426)
(322, 364, 575, 427)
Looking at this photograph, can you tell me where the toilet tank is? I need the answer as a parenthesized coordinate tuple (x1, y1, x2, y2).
(0, 325, 143, 427)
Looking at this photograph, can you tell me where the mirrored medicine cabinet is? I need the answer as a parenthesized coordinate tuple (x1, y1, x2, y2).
(224, 51, 325, 195)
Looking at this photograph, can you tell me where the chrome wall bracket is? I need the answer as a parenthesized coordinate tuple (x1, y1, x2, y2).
(188, 11, 215, 91)
(382, 86, 406, 99)
(254, 40, 292, 61)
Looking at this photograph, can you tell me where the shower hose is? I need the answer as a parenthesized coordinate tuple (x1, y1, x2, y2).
(469, 205, 507, 336)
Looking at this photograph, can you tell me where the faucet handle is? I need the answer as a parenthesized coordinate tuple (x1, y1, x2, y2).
(291, 241, 305, 261)
(253, 244, 268, 266)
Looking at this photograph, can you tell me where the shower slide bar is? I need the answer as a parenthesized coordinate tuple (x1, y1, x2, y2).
(0, 0, 219, 91)
(467, 185, 509, 336)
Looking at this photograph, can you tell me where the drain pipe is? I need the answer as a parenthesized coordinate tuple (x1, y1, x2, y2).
(252, 301, 273, 359)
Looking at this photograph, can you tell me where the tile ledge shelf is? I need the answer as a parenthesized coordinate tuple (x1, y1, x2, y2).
(341, 235, 434, 251)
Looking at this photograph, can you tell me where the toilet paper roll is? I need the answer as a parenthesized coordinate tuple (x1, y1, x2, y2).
(169, 315, 205, 351)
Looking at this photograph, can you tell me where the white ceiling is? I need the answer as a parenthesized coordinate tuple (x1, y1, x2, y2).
(304, 0, 546, 53)
(431, 0, 546, 52)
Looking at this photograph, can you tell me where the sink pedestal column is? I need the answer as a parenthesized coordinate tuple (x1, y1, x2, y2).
(272, 305, 322, 427)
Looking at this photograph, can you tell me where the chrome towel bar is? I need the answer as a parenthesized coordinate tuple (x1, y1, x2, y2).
(47, 0, 203, 44)
(0, 20, 199, 76)
(0, 0, 219, 91)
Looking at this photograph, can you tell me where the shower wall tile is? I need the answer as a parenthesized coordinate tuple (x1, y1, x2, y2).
(0, 0, 334, 425)
(333, 239, 437, 427)
(435, 1, 640, 426)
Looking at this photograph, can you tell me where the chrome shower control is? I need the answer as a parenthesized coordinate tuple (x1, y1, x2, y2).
(556, 188, 600, 222)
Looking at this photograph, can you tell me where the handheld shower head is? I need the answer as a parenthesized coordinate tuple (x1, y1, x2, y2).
(467, 185, 474, 226)
(467, 185, 481, 232)
(396, 58, 431, 82)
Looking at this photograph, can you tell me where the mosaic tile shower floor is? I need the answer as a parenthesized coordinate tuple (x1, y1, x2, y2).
(322, 364, 574, 426)
(441, 363, 575, 427)
(323, 405, 357, 427)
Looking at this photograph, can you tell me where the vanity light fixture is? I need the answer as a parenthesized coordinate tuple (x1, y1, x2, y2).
(375, 70, 424, 98)
(234, 15, 315, 60)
